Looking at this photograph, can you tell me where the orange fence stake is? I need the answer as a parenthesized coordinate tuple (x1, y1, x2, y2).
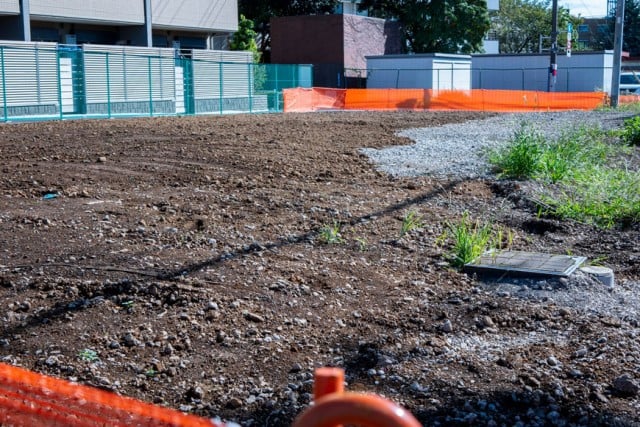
(293, 368, 421, 427)
(313, 367, 345, 400)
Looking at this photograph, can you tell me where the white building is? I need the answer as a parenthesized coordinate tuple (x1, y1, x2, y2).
(0, 0, 237, 49)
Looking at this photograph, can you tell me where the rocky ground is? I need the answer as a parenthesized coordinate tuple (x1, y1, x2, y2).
(0, 111, 639, 426)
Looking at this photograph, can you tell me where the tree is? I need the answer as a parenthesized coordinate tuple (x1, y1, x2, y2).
(238, 0, 340, 62)
(576, 0, 639, 55)
(358, 0, 491, 54)
(493, 0, 579, 53)
(230, 14, 261, 63)
(625, 0, 640, 56)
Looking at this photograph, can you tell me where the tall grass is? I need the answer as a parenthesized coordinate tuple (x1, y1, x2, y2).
(489, 123, 639, 228)
(443, 213, 511, 268)
(488, 124, 544, 179)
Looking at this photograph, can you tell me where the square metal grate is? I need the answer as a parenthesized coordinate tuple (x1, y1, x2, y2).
(465, 250, 587, 277)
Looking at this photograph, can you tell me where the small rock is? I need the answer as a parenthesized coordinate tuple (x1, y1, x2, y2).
(289, 362, 303, 373)
(547, 356, 560, 367)
(97, 156, 107, 163)
(441, 319, 453, 333)
(123, 332, 141, 347)
(207, 301, 219, 311)
(523, 375, 541, 388)
(186, 385, 205, 401)
(245, 312, 264, 323)
(612, 374, 640, 397)
(227, 397, 243, 409)
(481, 316, 495, 328)
(215, 331, 226, 343)
(591, 391, 609, 403)
(574, 348, 588, 358)
(558, 307, 571, 317)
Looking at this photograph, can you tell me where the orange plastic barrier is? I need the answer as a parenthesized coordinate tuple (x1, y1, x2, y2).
(619, 94, 640, 105)
(292, 368, 421, 427)
(0, 363, 218, 426)
(283, 87, 608, 113)
(282, 87, 346, 112)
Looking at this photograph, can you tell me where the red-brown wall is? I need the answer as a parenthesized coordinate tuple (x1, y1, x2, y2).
(271, 15, 345, 65)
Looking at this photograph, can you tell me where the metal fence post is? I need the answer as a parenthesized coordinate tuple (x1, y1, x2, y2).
(248, 62, 253, 113)
(147, 56, 153, 116)
(1, 47, 8, 122)
(56, 48, 63, 120)
(219, 62, 224, 114)
(274, 64, 279, 112)
(106, 53, 111, 118)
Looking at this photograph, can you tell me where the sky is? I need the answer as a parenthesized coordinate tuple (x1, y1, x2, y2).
(560, 0, 608, 17)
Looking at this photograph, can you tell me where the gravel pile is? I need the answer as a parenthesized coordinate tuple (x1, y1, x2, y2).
(360, 111, 636, 179)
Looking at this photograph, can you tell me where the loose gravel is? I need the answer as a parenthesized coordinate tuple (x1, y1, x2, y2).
(361, 111, 636, 179)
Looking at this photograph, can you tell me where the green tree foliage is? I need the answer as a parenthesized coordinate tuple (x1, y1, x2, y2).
(625, 0, 640, 56)
(358, 0, 491, 54)
(494, 0, 579, 53)
(230, 14, 261, 63)
(238, 0, 339, 62)
(593, 0, 640, 56)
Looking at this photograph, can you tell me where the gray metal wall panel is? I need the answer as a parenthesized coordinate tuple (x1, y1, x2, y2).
(30, 0, 144, 24)
(0, 42, 58, 108)
(152, 0, 237, 32)
(191, 50, 252, 102)
(83, 45, 175, 104)
(0, 0, 19, 14)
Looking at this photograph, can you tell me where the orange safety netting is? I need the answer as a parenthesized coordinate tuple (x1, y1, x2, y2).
(0, 362, 218, 427)
(283, 87, 608, 113)
(620, 94, 640, 105)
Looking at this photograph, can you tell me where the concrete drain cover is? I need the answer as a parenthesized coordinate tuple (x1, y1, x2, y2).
(465, 250, 587, 277)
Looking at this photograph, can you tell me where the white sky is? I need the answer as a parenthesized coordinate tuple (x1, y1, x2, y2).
(560, 0, 608, 17)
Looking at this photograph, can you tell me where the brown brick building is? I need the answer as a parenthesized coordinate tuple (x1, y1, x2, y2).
(270, 14, 401, 87)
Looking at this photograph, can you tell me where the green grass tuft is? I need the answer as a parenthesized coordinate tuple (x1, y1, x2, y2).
(489, 122, 639, 228)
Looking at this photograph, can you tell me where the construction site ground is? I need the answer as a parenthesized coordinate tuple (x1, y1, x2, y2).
(1, 111, 639, 426)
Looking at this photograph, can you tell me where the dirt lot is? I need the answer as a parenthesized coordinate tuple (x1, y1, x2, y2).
(1, 112, 639, 426)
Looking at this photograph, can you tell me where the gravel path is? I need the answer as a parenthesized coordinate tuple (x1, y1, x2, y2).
(360, 111, 636, 179)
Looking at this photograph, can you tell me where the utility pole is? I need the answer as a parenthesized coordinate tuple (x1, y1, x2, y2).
(548, 0, 559, 92)
(610, 0, 625, 107)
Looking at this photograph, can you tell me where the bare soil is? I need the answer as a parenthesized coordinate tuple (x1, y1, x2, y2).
(1, 112, 639, 426)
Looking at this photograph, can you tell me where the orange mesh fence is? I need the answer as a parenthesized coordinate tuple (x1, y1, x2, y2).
(282, 87, 346, 112)
(0, 362, 218, 426)
(283, 88, 608, 113)
(620, 94, 640, 105)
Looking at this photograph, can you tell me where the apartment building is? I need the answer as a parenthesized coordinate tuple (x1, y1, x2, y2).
(0, 0, 237, 49)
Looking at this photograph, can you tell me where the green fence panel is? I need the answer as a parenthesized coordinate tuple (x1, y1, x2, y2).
(0, 44, 317, 120)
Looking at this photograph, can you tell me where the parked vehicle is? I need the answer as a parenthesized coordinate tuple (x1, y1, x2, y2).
(620, 72, 640, 94)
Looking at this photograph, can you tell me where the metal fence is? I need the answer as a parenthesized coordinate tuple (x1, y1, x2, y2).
(0, 44, 312, 122)
(324, 66, 639, 94)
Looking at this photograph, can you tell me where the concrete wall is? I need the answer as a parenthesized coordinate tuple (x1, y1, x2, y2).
(472, 51, 613, 93)
(30, 0, 144, 24)
(152, 0, 237, 32)
(0, 0, 19, 14)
